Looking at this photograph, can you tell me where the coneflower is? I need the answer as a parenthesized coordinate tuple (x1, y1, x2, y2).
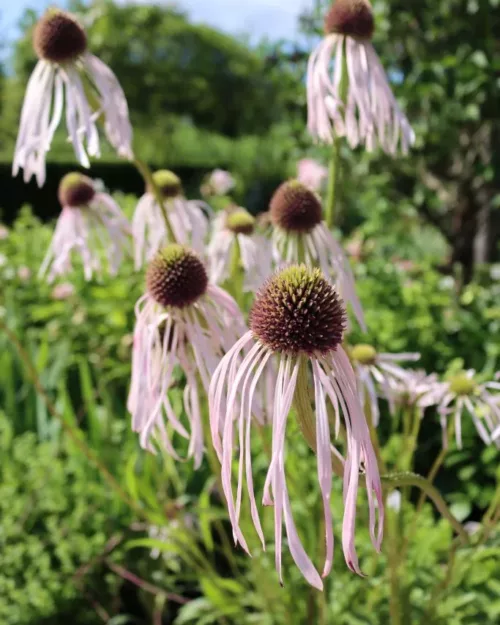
(436, 370, 500, 449)
(203, 169, 236, 196)
(40, 172, 130, 281)
(297, 158, 328, 192)
(270, 180, 365, 329)
(307, 0, 414, 154)
(209, 265, 383, 589)
(349, 344, 420, 426)
(132, 170, 210, 269)
(13, 9, 132, 186)
(207, 207, 272, 291)
(128, 244, 246, 467)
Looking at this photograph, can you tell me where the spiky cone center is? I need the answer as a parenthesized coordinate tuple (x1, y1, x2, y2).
(33, 10, 87, 63)
(146, 244, 208, 309)
(270, 180, 323, 234)
(324, 0, 375, 40)
(149, 170, 183, 199)
(351, 344, 377, 366)
(226, 209, 255, 235)
(250, 265, 346, 355)
(449, 372, 477, 396)
(58, 172, 95, 207)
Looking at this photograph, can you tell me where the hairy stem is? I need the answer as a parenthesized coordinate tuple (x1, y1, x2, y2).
(133, 157, 176, 242)
(325, 39, 348, 229)
(293, 357, 344, 477)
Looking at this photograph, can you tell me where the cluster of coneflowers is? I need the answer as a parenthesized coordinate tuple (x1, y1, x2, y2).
(10, 1, 500, 590)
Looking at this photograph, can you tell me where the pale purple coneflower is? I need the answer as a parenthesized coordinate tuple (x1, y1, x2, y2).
(307, 0, 415, 154)
(13, 9, 133, 187)
(207, 207, 272, 291)
(297, 158, 328, 192)
(128, 244, 247, 468)
(270, 180, 366, 330)
(132, 170, 210, 269)
(350, 345, 420, 426)
(0, 225, 9, 240)
(209, 265, 384, 589)
(436, 370, 500, 449)
(39, 172, 131, 282)
(205, 169, 236, 196)
(387, 369, 442, 419)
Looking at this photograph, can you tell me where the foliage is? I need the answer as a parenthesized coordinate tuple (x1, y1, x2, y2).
(0, 413, 129, 625)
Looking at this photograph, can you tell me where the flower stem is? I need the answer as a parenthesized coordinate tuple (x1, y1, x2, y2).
(480, 474, 500, 543)
(132, 157, 176, 242)
(416, 418, 455, 512)
(325, 138, 342, 229)
(364, 390, 387, 474)
(293, 356, 344, 477)
(387, 509, 402, 625)
(227, 236, 244, 306)
(325, 38, 348, 229)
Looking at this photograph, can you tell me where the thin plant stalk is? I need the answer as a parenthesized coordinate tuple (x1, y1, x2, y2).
(133, 156, 176, 242)
(325, 39, 348, 229)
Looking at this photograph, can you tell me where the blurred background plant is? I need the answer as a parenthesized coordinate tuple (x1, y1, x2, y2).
(0, 0, 499, 623)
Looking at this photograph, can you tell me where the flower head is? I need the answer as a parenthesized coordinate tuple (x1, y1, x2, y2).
(207, 207, 272, 291)
(128, 244, 247, 468)
(270, 180, 365, 329)
(387, 369, 442, 416)
(307, 0, 414, 154)
(436, 370, 500, 449)
(297, 158, 328, 192)
(40, 172, 131, 281)
(203, 169, 236, 196)
(132, 170, 210, 269)
(13, 9, 133, 186)
(350, 344, 420, 425)
(0, 225, 9, 240)
(209, 265, 383, 589)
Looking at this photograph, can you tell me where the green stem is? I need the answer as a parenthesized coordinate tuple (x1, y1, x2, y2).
(297, 233, 306, 265)
(400, 419, 455, 561)
(387, 509, 402, 625)
(133, 157, 176, 242)
(226, 236, 244, 306)
(416, 418, 455, 513)
(293, 357, 344, 477)
(325, 38, 348, 229)
(364, 391, 387, 475)
(480, 475, 500, 543)
(325, 137, 343, 229)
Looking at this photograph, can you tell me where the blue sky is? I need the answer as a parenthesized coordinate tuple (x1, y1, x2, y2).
(2, 0, 310, 46)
